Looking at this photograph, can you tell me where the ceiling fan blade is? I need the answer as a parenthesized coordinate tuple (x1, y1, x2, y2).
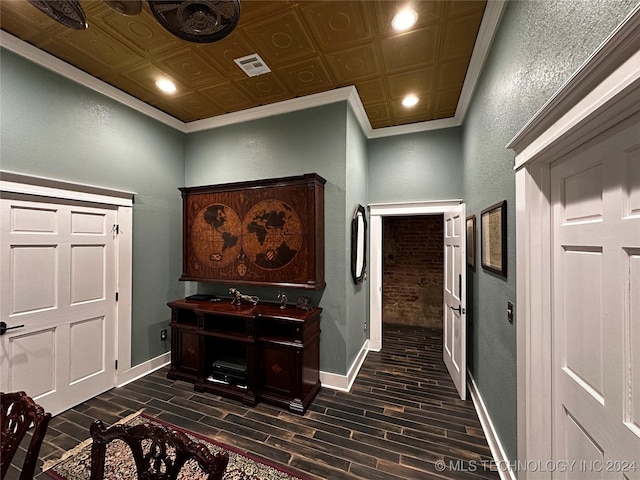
(148, 0, 240, 43)
(27, 0, 88, 30)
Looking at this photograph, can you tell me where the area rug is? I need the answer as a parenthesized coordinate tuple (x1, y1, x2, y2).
(43, 411, 313, 480)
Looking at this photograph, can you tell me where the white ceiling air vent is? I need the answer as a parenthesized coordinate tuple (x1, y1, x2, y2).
(234, 53, 271, 77)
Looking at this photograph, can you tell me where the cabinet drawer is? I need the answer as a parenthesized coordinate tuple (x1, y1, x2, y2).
(202, 314, 250, 337)
(256, 319, 302, 342)
(172, 308, 198, 326)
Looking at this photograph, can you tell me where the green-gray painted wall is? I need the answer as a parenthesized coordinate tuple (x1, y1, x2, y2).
(183, 103, 353, 375)
(461, 0, 638, 462)
(183, 103, 369, 374)
(0, 49, 185, 366)
(345, 107, 369, 367)
(368, 127, 463, 204)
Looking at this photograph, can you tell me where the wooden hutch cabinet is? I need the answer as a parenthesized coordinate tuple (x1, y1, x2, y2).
(171, 174, 325, 413)
(167, 298, 321, 414)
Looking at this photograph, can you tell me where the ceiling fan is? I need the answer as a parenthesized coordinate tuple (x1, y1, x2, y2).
(26, 0, 241, 42)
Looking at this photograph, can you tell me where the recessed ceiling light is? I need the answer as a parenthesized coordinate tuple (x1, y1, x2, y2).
(156, 78, 176, 94)
(392, 9, 418, 31)
(402, 95, 419, 107)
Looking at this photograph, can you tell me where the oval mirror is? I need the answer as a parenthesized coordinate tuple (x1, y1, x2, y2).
(351, 204, 367, 284)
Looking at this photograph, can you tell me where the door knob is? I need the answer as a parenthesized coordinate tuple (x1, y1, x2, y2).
(0, 321, 25, 335)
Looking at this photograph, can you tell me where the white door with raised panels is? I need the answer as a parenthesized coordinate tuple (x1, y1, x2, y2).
(0, 196, 118, 416)
(551, 116, 640, 477)
(443, 204, 467, 400)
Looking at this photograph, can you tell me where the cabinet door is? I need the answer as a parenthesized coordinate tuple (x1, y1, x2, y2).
(179, 174, 325, 289)
(260, 343, 298, 398)
(176, 330, 201, 375)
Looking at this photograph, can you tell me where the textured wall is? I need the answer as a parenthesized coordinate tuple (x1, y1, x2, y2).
(345, 107, 369, 366)
(461, 0, 638, 462)
(0, 49, 185, 366)
(184, 103, 354, 376)
(383, 216, 444, 329)
(368, 127, 463, 204)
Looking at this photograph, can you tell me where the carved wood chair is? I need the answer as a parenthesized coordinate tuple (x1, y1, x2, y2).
(89, 419, 229, 480)
(1, 391, 52, 480)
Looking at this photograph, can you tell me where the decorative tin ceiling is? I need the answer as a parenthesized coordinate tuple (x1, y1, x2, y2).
(0, 0, 487, 129)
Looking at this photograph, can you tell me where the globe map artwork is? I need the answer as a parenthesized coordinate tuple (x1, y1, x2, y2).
(191, 200, 303, 271)
(191, 204, 242, 268)
(243, 200, 303, 269)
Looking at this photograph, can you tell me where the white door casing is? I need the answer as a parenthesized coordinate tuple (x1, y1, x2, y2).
(550, 117, 640, 476)
(510, 7, 640, 478)
(0, 171, 134, 416)
(443, 205, 467, 400)
(368, 200, 467, 399)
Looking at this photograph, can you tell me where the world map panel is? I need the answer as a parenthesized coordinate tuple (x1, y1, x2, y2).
(180, 174, 325, 289)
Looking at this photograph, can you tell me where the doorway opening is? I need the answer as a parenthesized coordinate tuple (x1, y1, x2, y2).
(381, 215, 444, 330)
(369, 200, 462, 351)
(369, 200, 467, 399)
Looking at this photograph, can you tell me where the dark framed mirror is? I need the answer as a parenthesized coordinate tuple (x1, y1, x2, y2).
(351, 204, 367, 284)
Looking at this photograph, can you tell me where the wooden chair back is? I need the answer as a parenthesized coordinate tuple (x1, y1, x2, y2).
(1, 391, 51, 480)
(89, 419, 229, 480)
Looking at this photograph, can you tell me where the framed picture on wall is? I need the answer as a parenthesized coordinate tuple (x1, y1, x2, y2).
(481, 200, 507, 277)
(466, 215, 476, 270)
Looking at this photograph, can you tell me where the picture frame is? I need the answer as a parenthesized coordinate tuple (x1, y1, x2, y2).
(481, 200, 507, 277)
(466, 215, 476, 271)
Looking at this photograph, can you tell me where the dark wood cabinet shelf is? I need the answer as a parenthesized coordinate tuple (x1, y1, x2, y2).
(167, 298, 321, 414)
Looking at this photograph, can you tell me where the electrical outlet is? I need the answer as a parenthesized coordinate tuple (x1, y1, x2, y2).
(160, 329, 167, 341)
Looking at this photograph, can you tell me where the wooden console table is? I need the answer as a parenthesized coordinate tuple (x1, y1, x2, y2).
(167, 298, 321, 414)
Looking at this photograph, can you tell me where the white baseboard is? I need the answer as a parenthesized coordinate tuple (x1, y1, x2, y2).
(120, 344, 370, 394)
(468, 373, 516, 480)
(320, 340, 370, 392)
(116, 352, 171, 388)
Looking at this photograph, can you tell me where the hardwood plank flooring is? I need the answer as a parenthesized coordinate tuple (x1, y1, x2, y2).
(9, 324, 499, 479)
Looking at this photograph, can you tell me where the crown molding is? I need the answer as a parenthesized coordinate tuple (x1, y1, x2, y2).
(454, 0, 508, 124)
(0, 31, 186, 132)
(184, 86, 370, 134)
(368, 117, 461, 139)
(2, 0, 506, 140)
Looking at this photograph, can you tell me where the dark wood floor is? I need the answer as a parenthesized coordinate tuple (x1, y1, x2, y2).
(10, 324, 499, 480)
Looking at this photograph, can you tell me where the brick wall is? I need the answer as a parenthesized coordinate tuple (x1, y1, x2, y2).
(382, 215, 443, 328)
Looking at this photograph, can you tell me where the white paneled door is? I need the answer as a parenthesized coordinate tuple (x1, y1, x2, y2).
(551, 117, 640, 477)
(444, 204, 466, 400)
(0, 196, 118, 416)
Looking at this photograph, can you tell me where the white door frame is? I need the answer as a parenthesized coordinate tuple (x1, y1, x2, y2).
(368, 200, 463, 352)
(0, 170, 135, 382)
(507, 7, 640, 476)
